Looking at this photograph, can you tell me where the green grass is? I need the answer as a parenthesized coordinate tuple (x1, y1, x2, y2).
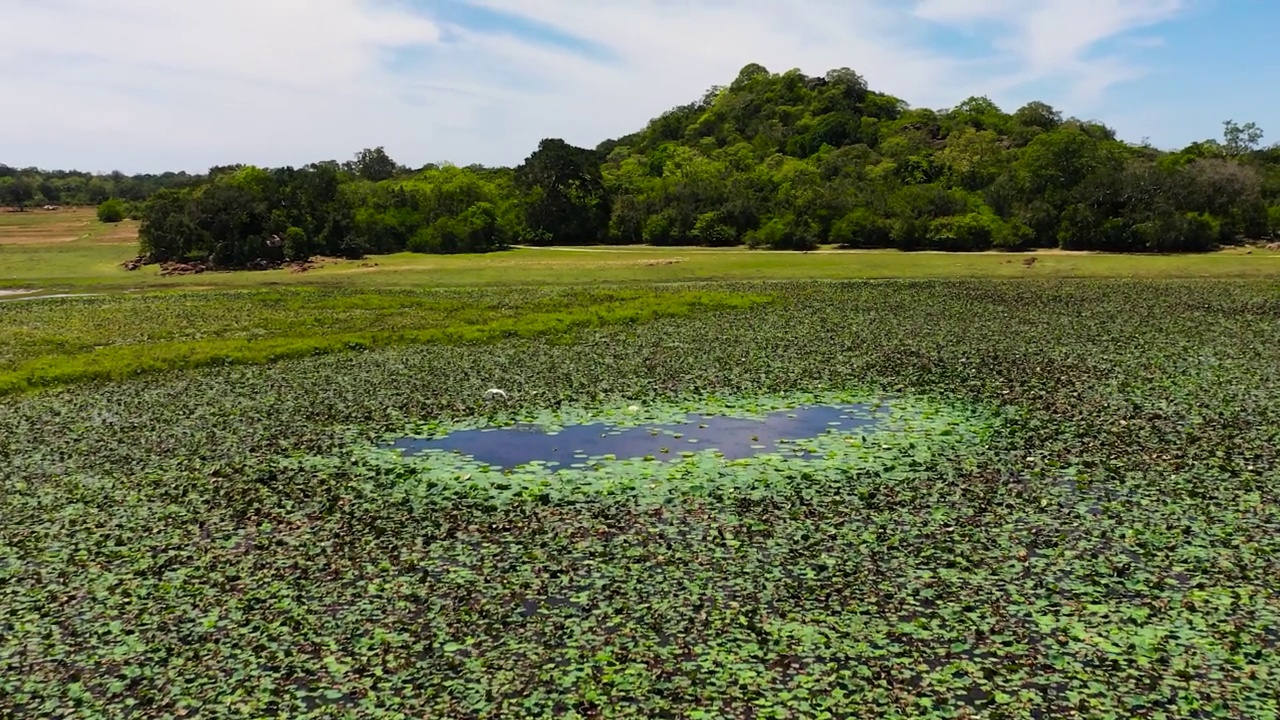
(3, 279, 1279, 717)
(0, 287, 770, 395)
(3, 208, 1280, 296)
(5, 244, 1279, 292)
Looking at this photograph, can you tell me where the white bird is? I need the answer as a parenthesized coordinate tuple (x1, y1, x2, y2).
(484, 389, 509, 400)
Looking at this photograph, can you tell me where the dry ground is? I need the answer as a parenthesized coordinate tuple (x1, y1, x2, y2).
(0, 207, 138, 246)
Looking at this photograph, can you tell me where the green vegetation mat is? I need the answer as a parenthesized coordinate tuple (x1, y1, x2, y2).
(0, 287, 769, 395)
(2, 279, 1279, 717)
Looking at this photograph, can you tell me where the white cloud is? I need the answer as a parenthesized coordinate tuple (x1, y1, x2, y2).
(0, 0, 1187, 172)
(914, 0, 1185, 102)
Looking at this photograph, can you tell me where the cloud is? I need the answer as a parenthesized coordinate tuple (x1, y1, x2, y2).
(1, 0, 441, 171)
(913, 0, 1185, 101)
(0, 0, 1188, 172)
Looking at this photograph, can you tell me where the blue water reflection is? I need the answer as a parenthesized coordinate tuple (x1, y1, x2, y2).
(389, 404, 889, 470)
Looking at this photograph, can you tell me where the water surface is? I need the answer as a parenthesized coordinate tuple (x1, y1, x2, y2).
(390, 404, 890, 470)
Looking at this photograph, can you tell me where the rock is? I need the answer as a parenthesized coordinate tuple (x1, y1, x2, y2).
(159, 262, 207, 277)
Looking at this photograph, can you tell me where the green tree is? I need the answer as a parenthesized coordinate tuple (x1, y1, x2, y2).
(351, 146, 400, 182)
(0, 176, 36, 211)
(1012, 101, 1062, 131)
(1223, 120, 1264, 156)
(939, 128, 1004, 190)
(517, 139, 610, 245)
(830, 208, 892, 248)
(97, 198, 126, 223)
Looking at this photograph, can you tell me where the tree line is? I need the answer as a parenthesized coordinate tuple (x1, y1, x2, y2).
(6, 64, 1280, 266)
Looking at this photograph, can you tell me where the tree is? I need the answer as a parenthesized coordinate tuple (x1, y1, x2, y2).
(1012, 101, 1062, 131)
(282, 226, 313, 260)
(516, 139, 610, 245)
(939, 128, 1004, 190)
(351, 146, 400, 182)
(97, 199, 126, 223)
(140, 189, 204, 262)
(830, 208, 892, 248)
(731, 63, 770, 91)
(1016, 128, 1121, 199)
(0, 176, 36, 210)
(1223, 120, 1264, 156)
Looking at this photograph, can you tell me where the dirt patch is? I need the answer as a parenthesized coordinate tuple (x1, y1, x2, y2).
(641, 258, 686, 267)
(95, 222, 141, 245)
(0, 208, 138, 246)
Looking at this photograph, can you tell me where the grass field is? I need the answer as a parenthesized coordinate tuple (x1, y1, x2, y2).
(2, 210, 1280, 717)
(4, 208, 1280, 298)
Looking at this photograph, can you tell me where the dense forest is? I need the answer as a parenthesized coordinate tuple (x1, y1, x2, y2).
(5, 64, 1280, 266)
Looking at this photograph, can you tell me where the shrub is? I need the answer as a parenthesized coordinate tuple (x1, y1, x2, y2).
(282, 227, 311, 260)
(1130, 213, 1217, 253)
(97, 198, 126, 223)
(1268, 206, 1280, 237)
(1181, 212, 1219, 251)
(407, 203, 508, 254)
(830, 208, 892, 248)
(992, 219, 1033, 249)
(926, 213, 997, 251)
(890, 217, 929, 250)
(744, 216, 819, 251)
(1057, 204, 1101, 250)
(642, 209, 679, 246)
(691, 211, 738, 247)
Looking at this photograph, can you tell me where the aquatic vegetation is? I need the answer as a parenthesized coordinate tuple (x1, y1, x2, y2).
(0, 286, 770, 395)
(340, 393, 993, 508)
(1, 279, 1279, 717)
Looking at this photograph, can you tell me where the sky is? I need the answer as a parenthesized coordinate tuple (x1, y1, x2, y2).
(1, 0, 1276, 173)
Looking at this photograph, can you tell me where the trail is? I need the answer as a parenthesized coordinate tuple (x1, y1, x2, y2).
(0, 292, 101, 303)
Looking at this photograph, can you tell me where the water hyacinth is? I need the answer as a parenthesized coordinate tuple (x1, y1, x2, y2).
(1, 279, 1279, 718)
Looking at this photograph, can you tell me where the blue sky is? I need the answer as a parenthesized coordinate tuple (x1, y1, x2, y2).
(1, 0, 1275, 172)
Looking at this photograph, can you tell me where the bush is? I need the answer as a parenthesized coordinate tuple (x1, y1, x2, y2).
(744, 215, 819, 251)
(926, 213, 998, 251)
(830, 208, 892, 248)
(1057, 204, 1101, 250)
(992, 219, 1033, 249)
(97, 198, 126, 223)
(642, 209, 679, 246)
(890, 217, 929, 250)
(1269, 206, 1280, 237)
(282, 227, 311, 260)
(1129, 213, 1217, 253)
(691, 211, 738, 247)
(1181, 212, 1219, 251)
(407, 202, 508, 254)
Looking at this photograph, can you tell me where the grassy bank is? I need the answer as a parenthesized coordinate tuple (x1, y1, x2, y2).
(4, 209, 1280, 296)
(0, 287, 769, 395)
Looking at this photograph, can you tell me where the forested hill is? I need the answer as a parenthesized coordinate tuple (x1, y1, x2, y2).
(7, 63, 1280, 266)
